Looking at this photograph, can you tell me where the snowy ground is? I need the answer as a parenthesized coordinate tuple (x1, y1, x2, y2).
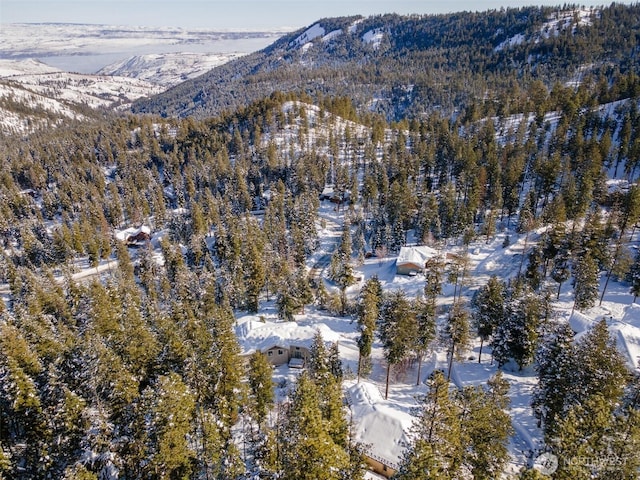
(239, 199, 640, 477)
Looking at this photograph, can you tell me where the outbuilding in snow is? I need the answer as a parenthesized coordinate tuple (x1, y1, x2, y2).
(395, 245, 438, 275)
(114, 225, 151, 247)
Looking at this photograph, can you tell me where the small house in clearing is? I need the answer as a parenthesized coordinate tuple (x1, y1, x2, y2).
(261, 343, 309, 367)
(395, 245, 438, 275)
(319, 185, 351, 204)
(235, 317, 341, 368)
(114, 225, 151, 247)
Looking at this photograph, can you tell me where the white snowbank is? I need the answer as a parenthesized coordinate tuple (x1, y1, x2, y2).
(570, 306, 640, 369)
(291, 23, 325, 48)
(322, 29, 342, 43)
(362, 29, 384, 49)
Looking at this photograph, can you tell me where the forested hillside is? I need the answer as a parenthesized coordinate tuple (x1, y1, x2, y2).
(132, 4, 640, 121)
(2, 4, 640, 480)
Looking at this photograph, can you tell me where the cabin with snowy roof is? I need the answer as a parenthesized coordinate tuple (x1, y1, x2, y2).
(235, 317, 341, 368)
(114, 225, 151, 247)
(346, 381, 413, 478)
(395, 245, 438, 275)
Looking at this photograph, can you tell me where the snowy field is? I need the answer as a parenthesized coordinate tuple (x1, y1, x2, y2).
(0, 23, 287, 75)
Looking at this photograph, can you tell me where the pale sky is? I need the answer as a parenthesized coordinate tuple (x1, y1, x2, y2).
(1, 0, 634, 30)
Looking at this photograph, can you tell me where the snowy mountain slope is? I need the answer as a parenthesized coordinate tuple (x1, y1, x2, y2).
(494, 7, 596, 52)
(97, 52, 246, 87)
(0, 23, 289, 133)
(0, 58, 61, 76)
(133, 4, 640, 122)
(0, 80, 85, 134)
(0, 59, 163, 134)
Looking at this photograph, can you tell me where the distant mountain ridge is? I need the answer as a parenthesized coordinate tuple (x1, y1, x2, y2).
(0, 23, 285, 134)
(97, 52, 247, 87)
(131, 4, 640, 121)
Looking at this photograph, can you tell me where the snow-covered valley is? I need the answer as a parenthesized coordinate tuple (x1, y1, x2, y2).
(0, 23, 286, 76)
(0, 22, 289, 134)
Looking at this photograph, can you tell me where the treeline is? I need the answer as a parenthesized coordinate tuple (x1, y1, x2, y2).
(5, 81, 640, 312)
(132, 4, 640, 121)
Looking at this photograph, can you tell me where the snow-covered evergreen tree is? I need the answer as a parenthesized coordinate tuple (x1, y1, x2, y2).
(471, 275, 506, 363)
(573, 251, 599, 310)
(532, 323, 576, 437)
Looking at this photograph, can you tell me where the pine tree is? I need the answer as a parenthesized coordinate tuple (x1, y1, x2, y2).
(550, 394, 620, 480)
(329, 222, 356, 314)
(525, 246, 544, 291)
(517, 467, 552, 479)
(572, 318, 629, 407)
(444, 303, 471, 380)
(308, 331, 331, 383)
(457, 372, 513, 479)
(356, 276, 382, 380)
(378, 290, 418, 398)
(580, 208, 611, 271)
(0, 324, 51, 478)
(205, 300, 243, 436)
(319, 374, 349, 449)
(413, 296, 437, 385)
(471, 275, 506, 363)
(491, 284, 545, 370)
(614, 373, 640, 477)
(551, 246, 571, 299)
(327, 342, 343, 382)
(508, 287, 545, 370)
(413, 257, 443, 382)
(244, 240, 266, 313)
(293, 267, 313, 314)
(601, 184, 640, 304)
(516, 204, 535, 277)
(40, 368, 88, 478)
(448, 253, 470, 303)
(143, 373, 196, 480)
(544, 320, 633, 478)
(62, 464, 98, 480)
(532, 323, 576, 437)
(306, 331, 347, 446)
(248, 352, 274, 426)
(629, 247, 640, 302)
(278, 372, 350, 480)
(276, 286, 298, 321)
(394, 370, 462, 479)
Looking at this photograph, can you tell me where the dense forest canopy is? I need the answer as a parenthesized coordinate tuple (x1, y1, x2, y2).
(1, 3, 640, 479)
(132, 3, 640, 121)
